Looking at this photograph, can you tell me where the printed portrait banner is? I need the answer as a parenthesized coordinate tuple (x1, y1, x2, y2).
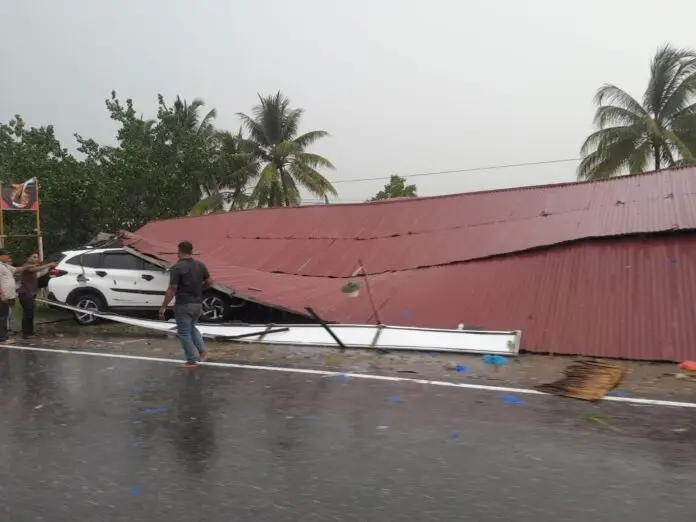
(1, 178, 39, 211)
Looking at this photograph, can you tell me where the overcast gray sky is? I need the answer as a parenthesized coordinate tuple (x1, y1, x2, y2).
(2, 0, 695, 203)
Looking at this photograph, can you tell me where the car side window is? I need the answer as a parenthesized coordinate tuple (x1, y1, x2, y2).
(65, 253, 102, 268)
(142, 260, 165, 272)
(101, 253, 144, 270)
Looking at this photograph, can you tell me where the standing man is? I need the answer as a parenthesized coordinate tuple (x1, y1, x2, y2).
(0, 249, 53, 344)
(159, 241, 212, 368)
(18, 252, 56, 339)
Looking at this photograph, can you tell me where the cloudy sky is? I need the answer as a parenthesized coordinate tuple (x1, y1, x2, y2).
(2, 0, 695, 203)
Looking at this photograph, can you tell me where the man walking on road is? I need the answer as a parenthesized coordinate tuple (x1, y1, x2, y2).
(159, 241, 213, 368)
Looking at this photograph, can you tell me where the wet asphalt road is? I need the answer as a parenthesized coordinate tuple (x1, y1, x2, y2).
(1, 347, 696, 521)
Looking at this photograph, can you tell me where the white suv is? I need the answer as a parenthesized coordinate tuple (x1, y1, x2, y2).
(47, 248, 236, 325)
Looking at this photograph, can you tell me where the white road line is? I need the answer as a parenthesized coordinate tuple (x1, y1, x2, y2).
(3, 343, 696, 409)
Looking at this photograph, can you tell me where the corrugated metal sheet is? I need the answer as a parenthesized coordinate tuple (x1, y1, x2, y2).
(131, 167, 696, 277)
(126, 234, 696, 361)
(124, 167, 696, 361)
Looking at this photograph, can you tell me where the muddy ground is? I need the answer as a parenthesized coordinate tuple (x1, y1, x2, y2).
(17, 313, 696, 401)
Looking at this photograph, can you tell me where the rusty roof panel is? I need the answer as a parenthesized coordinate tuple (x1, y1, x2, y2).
(125, 231, 696, 361)
(125, 167, 696, 361)
(134, 167, 696, 278)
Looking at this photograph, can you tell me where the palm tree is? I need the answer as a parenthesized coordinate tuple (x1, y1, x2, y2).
(189, 130, 257, 216)
(237, 92, 337, 207)
(158, 95, 217, 137)
(578, 45, 696, 180)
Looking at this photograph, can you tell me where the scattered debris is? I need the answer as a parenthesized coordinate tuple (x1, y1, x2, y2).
(500, 394, 523, 405)
(483, 354, 508, 366)
(585, 412, 618, 431)
(140, 408, 168, 415)
(454, 364, 469, 374)
(86, 338, 148, 346)
(387, 395, 403, 403)
(536, 360, 627, 401)
(129, 486, 141, 495)
(679, 361, 696, 371)
(451, 431, 460, 439)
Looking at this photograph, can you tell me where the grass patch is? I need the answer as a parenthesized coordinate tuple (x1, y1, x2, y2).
(11, 299, 72, 324)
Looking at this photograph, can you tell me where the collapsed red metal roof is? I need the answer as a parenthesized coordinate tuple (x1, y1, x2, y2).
(124, 166, 696, 361)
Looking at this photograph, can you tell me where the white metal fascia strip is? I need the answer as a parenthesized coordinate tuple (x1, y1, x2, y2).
(38, 299, 520, 355)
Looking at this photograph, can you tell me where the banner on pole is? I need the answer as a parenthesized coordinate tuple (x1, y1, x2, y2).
(1, 178, 39, 211)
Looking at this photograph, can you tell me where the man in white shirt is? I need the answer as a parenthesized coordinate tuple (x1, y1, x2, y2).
(0, 249, 38, 344)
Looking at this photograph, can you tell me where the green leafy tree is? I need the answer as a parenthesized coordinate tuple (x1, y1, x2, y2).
(237, 92, 337, 207)
(579, 45, 696, 180)
(189, 129, 258, 216)
(0, 116, 106, 257)
(371, 175, 417, 200)
(77, 92, 219, 230)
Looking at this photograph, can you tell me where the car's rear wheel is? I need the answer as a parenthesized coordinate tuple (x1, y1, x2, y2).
(201, 292, 229, 323)
(71, 293, 106, 325)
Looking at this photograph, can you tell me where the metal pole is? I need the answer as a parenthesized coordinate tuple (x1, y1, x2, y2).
(35, 178, 44, 259)
(304, 307, 346, 351)
(357, 259, 382, 325)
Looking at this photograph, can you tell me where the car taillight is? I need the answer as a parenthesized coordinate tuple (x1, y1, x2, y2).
(49, 269, 67, 277)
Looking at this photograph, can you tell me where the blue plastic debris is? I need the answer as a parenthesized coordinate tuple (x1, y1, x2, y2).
(454, 364, 469, 373)
(668, 258, 677, 264)
(500, 394, 523, 405)
(401, 310, 411, 318)
(451, 431, 460, 439)
(483, 354, 508, 366)
(606, 390, 627, 397)
(429, 352, 439, 358)
(141, 408, 168, 415)
(130, 486, 141, 495)
(387, 395, 403, 403)
(333, 373, 349, 381)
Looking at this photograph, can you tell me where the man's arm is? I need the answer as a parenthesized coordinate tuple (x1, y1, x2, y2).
(27, 262, 56, 273)
(159, 266, 179, 319)
(202, 263, 212, 289)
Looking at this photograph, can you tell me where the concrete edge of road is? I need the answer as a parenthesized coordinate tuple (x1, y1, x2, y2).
(3, 343, 696, 410)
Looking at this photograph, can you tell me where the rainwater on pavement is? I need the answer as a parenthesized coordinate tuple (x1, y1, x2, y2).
(1, 345, 695, 521)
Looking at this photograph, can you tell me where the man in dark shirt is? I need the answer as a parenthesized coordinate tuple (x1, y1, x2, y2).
(159, 241, 213, 368)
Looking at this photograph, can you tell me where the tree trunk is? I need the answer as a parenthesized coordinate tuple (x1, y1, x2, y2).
(654, 143, 661, 171)
(279, 167, 291, 207)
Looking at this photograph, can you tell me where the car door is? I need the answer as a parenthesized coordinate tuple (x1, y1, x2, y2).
(99, 251, 150, 307)
(62, 251, 105, 295)
(137, 259, 171, 306)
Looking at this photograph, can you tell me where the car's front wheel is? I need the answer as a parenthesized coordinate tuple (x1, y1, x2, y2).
(71, 293, 106, 325)
(200, 292, 230, 323)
